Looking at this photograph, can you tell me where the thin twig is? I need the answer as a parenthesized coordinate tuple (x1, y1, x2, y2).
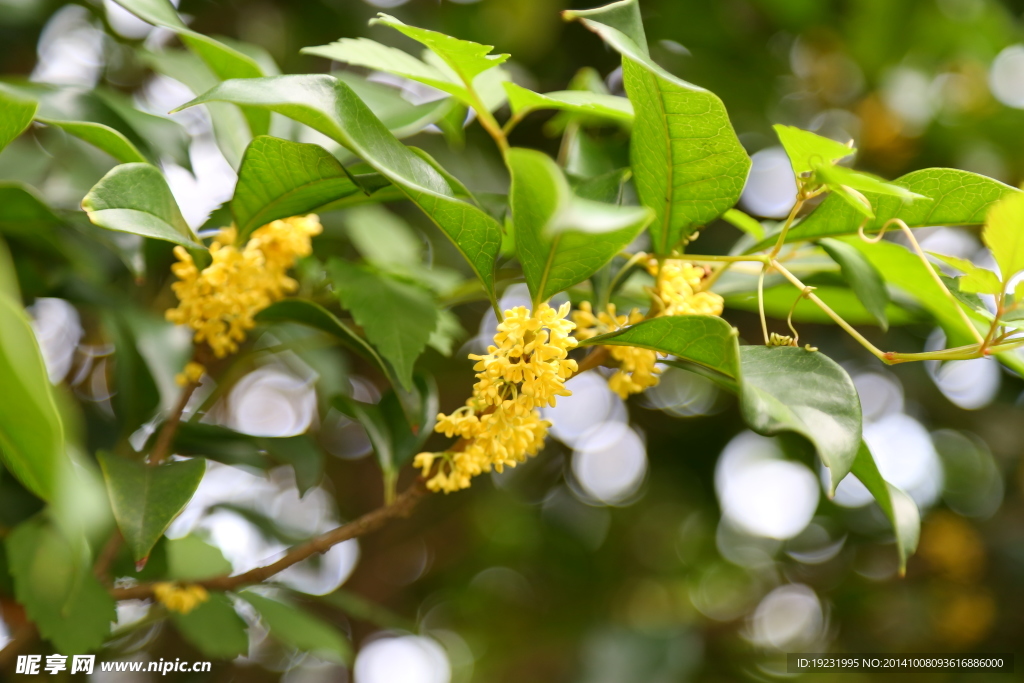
(94, 530, 123, 583)
(148, 381, 197, 466)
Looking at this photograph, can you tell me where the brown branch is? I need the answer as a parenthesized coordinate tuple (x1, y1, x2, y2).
(0, 623, 37, 670)
(109, 480, 429, 600)
(573, 346, 609, 375)
(148, 381, 197, 466)
(93, 530, 123, 583)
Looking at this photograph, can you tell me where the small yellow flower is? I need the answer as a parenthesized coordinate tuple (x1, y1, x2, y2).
(649, 258, 724, 317)
(174, 361, 206, 387)
(415, 303, 577, 493)
(572, 301, 661, 399)
(153, 582, 209, 615)
(165, 215, 322, 358)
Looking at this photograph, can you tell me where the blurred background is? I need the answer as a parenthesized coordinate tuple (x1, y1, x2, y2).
(2, 0, 1024, 681)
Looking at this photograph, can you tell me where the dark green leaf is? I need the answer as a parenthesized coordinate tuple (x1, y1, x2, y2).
(579, 315, 741, 381)
(508, 147, 651, 304)
(232, 136, 364, 241)
(0, 292, 64, 500)
(329, 259, 437, 390)
(566, 0, 750, 254)
(105, 312, 161, 436)
(0, 183, 62, 243)
(97, 452, 206, 563)
(850, 441, 920, 574)
(262, 435, 324, 496)
(255, 299, 391, 382)
(82, 163, 201, 248)
(738, 346, 861, 494)
(176, 75, 502, 305)
(0, 87, 37, 153)
(37, 118, 148, 164)
(820, 238, 890, 330)
(171, 592, 249, 659)
(241, 591, 351, 664)
(7, 518, 115, 654)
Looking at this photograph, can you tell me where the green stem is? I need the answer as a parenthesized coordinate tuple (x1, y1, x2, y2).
(682, 253, 770, 264)
(768, 198, 805, 259)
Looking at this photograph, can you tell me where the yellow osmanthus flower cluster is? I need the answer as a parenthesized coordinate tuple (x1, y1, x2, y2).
(414, 303, 577, 493)
(153, 582, 209, 615)
(573, 257, 725, 398)
(166, 215, 322, 357)
(174, 361, 206, 387)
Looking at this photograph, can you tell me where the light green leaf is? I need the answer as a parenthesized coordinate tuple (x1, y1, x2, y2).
(0, 292, 64, 500)
(82, 163, 201, 248)
(7, 518, 115, 654)
(36, 118, 148, 164)
(813, 164, 928, 219)
(306, 39, 459, 98)
(428, 308, 465, 357)
(508, 147, 651, 305)
(725, 284, 920, 326)
(166, 535, 232, 581)
(929, 252, 1002, 295)
(172, 592, 249, 659)
(232, 136, 363, 241)
(241, 592, 352, 664)
(504, 82, 633, 126)
(112, 0, 269, 136)
(566, 0, 750, 254)
(329, 259, 437, 390)
(739, 346, 861, 493)
(820, 238, 891, 329)
(578, 315, 741, 382)
(773, 124, 854, 177)
(768, 168, 1021, 249)
(255, 299, 392, 382)
(722, 208, 765, 240)
(175, 75, 502, 305)
(0, 87, 37, 153)
(97, 452, 206, 563)
(849, 441, 920, 574)
(345, 204, 421, 267)
(333, 72, 458, 139)
(982, 191, 1024, 282)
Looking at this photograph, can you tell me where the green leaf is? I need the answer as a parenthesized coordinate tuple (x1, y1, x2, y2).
(171, 592, 249, 659)
(739, 346, 861, 494)
(773, 124, 854, 177)
(175, 75, 502, 305)
(929, 253, 1002, 295)
(982, 191, 1024, 282)
(0, 87, 37, 153)
(262, 435, 324, 496)
(508, 147, 651, 305)
(166, 535, 232, 581)
(0, 292, 64, 500)
(7, 518, 115, 654)
(725, 284, 919, 326)
(329, 259, 438, 390)
(578, 315, 741, 382)
(566, 0, 750, 254)
(232, 136, 363, 241)
(0, 183, 62, 241)
(504, 82, 633, 126)
(112, 0, 269, 137)
(813, 165, 928, 220)
(255, 299, 392, 383)
(97, 453, 206, 563)
(305, 40, 460, 101)
(722, 208, 765, 240)
(82, 163, 201, 248)
(332, 72, 458, 139)
(850, 442, 920, 574)
(36, 118, 148, 164)
(332, 394, 394, 473)
(820, 238, 891, 330)
(241, 591, 352, 664)
(771, 169, 1021, 248)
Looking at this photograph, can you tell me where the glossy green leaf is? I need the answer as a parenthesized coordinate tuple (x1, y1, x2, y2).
(176, 75, 502, 304)
(773, 124, 853, 177)
(255, 299, 391, 382)
(305, 40, 460, 100)
(232, 136, 362, 241)
(36, 118, 148, 164)
(722, 208, 765, 240)
(241, 592, 352, 664)
(820, 238, 890, 330)
(849, 441, 920, 574)
(982, 191, 1024, 282)
(504, 82, 633, 125)
(929, 253, 1002, 295)
(372, 13, 509, 82)
(82, 163, 201, 248)
(329, 259, 437, 390)
(7, 518, 115, 654)
(739, 346, 861, 493)
(0, 87, 37, 153)
(112, 0, 269, 136)
(172, 592, 249, 658)
(579, 315, 741, 381)
(770, 169, 1021, 248)
(0, 292, 64, 500)
(566, 0, 750, 254)
(97, 452, 206, 563)
(508, 147, 651, 304)
(813, 164, 928, 220)
(333, 72, 458, 139)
